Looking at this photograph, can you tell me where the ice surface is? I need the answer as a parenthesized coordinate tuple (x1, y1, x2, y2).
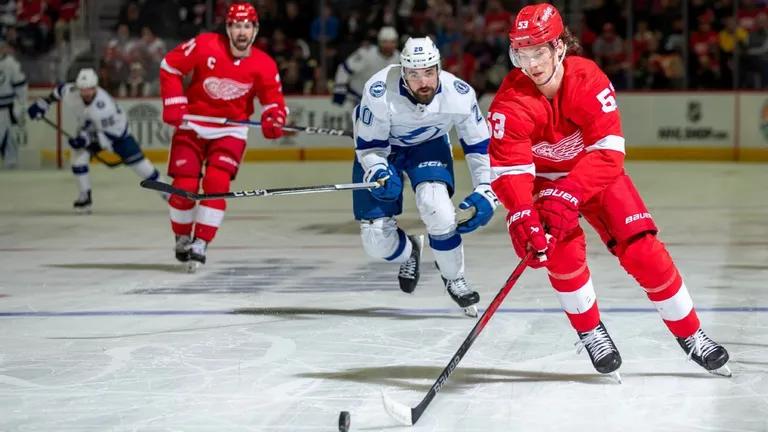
(0, 161, 766, 431)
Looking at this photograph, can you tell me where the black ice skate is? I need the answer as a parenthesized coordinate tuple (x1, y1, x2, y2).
(73, 190, 92, 214)
(186, 238, 207, 273)
(174, 235, 192, 263)
(398, 235, 423, 293)
(677, 329, 731, 377)
(442, 275, 480, 318)
(576, 321, 623, 382)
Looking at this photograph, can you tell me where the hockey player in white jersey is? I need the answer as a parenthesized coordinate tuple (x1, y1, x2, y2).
(27, 68, 166, 213)
(332, 26, 399, 107)
(0, 40, 27, 169)
(352, 36, 498, 317)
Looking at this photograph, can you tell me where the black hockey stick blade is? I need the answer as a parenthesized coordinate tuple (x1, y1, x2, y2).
(140, 180, 200, 200)
(382, 252, 532, 426)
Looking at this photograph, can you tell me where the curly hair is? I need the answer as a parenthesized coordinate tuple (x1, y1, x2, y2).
(560, 27, 583, 57)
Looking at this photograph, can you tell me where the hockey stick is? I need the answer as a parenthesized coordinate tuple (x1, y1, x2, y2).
(183, 114, 354, 138)
(382, 251, 533, 426)
(40, 117, 123, 168)
(140, 179, 380, 200)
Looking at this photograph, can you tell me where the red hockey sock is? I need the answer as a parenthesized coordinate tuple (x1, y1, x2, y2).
(169, 176, 199, 236)
(194, 166, 230, 243)
(617, 234, 700, 338)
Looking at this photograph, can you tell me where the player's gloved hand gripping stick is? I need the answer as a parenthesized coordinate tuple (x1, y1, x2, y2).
(182, 114, 354, 138)
(39, 116, 123, 168)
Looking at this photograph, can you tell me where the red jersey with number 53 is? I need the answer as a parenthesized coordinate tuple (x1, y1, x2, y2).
(160, 32, 285, 138)
(488, 56, 625, 208)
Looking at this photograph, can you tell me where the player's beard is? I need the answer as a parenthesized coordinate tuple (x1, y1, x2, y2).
(413, 85, 436, 105)
(231, 35, 251, 53)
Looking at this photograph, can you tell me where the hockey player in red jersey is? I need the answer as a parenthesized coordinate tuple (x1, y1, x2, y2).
(159, 2, 287, 272)
(489, 3, 730, 378)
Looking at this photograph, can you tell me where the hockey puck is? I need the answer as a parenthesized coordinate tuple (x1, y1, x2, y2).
(338, 411, 351, 432)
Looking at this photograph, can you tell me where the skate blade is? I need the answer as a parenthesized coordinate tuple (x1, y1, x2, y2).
(462, 305, 478, 318)
(75, 206, 92, 215)
(185, 261, 200, 273)
(609, 371, 622, 384)
(708, 364, 732, 378)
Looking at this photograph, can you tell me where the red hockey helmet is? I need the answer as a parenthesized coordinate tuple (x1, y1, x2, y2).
(226, 2, 258, 24)
(509, 3, 564, 49)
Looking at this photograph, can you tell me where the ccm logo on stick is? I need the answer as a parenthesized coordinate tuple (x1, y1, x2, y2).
(304, 127, 344, 136)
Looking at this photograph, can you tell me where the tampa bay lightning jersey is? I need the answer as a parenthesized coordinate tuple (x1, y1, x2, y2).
(0, 54, 27, 112)
(354, 65, 491, 187)
(54, 84, 129, 147)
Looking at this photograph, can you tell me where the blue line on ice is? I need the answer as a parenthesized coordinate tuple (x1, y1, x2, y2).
(0, 306, 766, 317)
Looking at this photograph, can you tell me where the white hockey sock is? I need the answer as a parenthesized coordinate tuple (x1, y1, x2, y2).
(432, 243, 465, 280)
(128, 159, 159, 180)
(76, 173, 90, 194)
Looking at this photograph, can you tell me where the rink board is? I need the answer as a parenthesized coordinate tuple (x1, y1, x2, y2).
(18, 91, 768, 168)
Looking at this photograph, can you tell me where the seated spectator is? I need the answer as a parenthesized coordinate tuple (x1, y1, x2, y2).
(444, 40, 477, 83)
(718, 16, 748, 88)
(310, 5, 339, 44)
(592, 22, 628, 88)
(690, 17, 720, 88)
(649, 47, 685, 89)
(484, 0, 512, 47)
(745, 12, 768, 88)
(0, 0, 16, 33)
(178, 0, 208, 40)
(118, 1, 142, 36)
(16, 0, 52, 54)
(47, 0, 79, 45)
(119, 61, 151, 97)
(275, 1, 310, 42)
(134, 26, 165, 83)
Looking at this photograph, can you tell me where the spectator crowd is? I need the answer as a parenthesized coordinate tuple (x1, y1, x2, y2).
(8, 0, 768, 94)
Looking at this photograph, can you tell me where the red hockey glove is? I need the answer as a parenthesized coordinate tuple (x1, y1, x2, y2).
(261, 105, 286, 139)
(506, 205, 551, 268)
(535, 179, 582, 241)
(162, 97, 188, 127)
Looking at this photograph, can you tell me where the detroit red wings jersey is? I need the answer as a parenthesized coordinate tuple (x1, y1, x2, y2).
(488, 56, 625, 207)
(160, 33, 285, 138)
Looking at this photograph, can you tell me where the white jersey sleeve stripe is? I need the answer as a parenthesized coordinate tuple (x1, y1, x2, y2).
(160, 59, 183, 76)
(491, 163, 536, 180)
(536, 172, 569, 180)
(586, 135, 625, 154)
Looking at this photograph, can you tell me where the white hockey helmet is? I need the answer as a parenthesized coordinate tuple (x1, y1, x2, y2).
(400, 36, 440, 71)
(76, 68, 99, 89)
(377, 26, 398, 42)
